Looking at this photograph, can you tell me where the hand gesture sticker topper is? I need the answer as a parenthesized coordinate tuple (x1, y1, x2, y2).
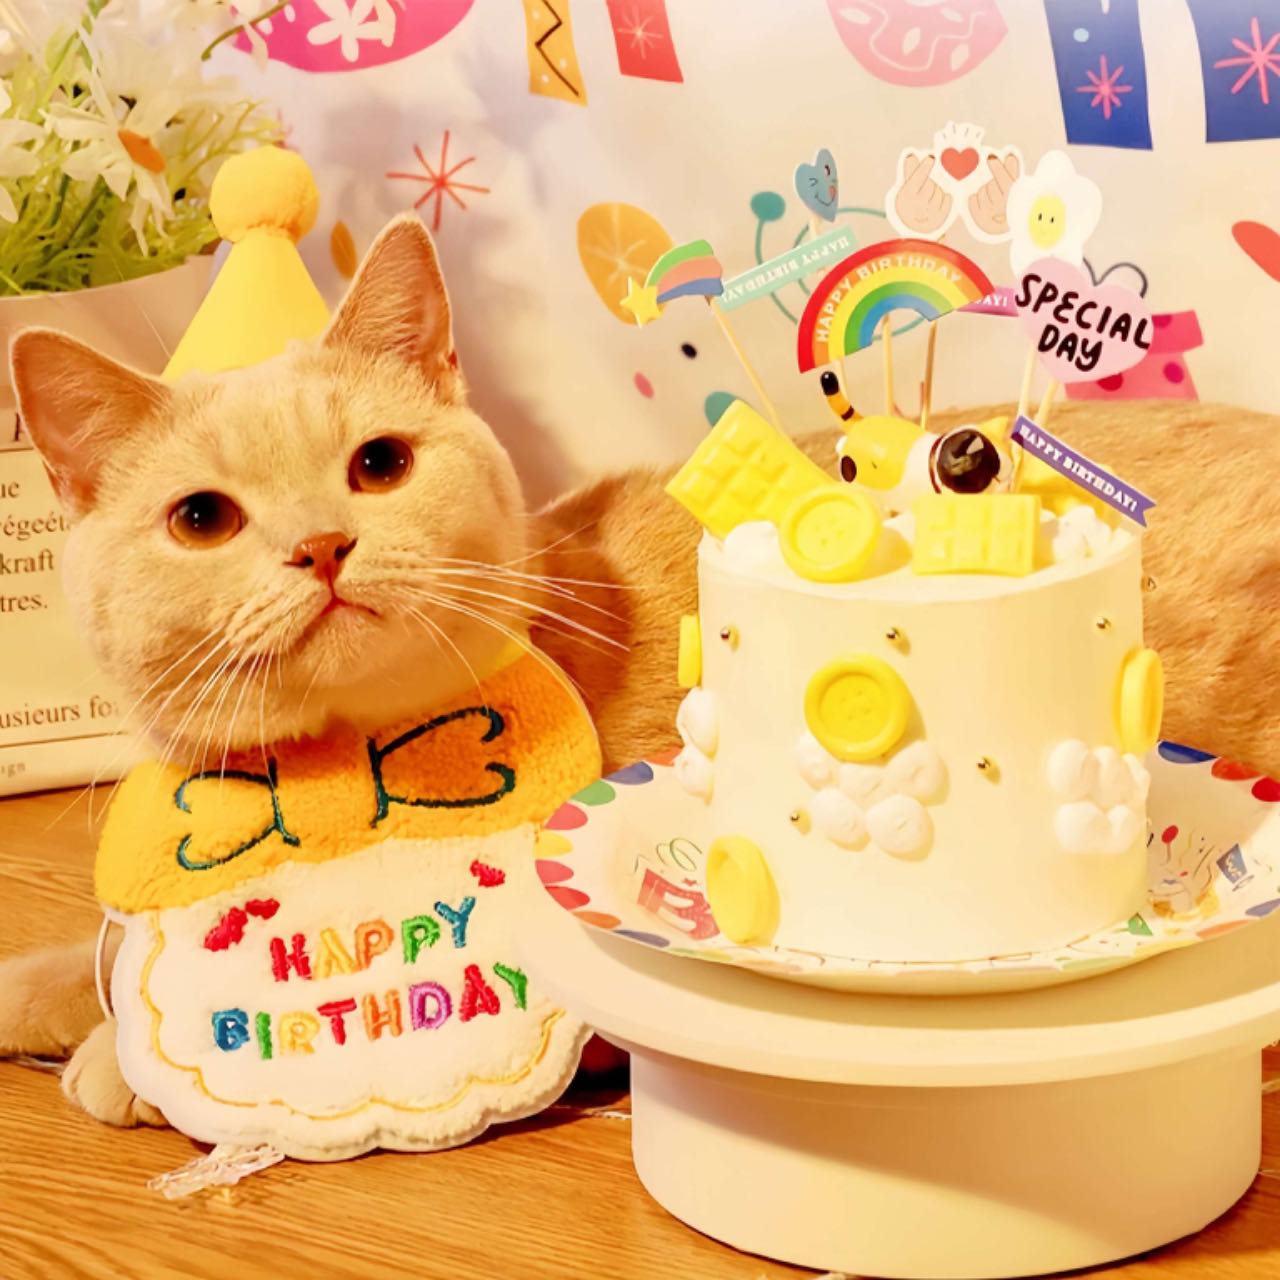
(885, 123, 1022, 245)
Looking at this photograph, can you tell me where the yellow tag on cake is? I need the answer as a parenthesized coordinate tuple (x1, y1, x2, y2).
(666, 400, 833, 538)
(100, 655, 600, 1161)
(911, 493, 1040, 577)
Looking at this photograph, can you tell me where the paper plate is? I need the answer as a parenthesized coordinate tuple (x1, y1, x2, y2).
(534, 744, 1280, 995)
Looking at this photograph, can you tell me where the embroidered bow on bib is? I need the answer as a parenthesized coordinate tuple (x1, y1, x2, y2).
(98, 652, 601, 1161)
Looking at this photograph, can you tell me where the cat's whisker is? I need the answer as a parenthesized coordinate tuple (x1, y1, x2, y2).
(68, 635, 234, 832)
(406, 586, 614, 659)
(404, 605, 482, 696)
(435, 580, 625, 650)
(218, 652, 266, 787)
(427, 565, 627, 623)
(182, 650, 248, 781)
(429, 554, 633, 593)
(257, 649, 279, 768)
(416, 589, 588, 705)
(55, 630, 229, 834)
(500, 522, 593, 567)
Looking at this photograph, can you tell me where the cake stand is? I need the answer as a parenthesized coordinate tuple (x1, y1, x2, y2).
(520, 889, 1280, 1280)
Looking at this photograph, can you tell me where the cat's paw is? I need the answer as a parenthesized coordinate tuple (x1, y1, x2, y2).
(62, 1020, 165, 1128)
(0, 938, 108, 1057)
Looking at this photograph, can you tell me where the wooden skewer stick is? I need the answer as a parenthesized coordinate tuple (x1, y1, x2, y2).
(1036, 379, 1060, 431)
(920, 320, 939, 433)
(1015, 346, 1037, 422)
(709, 298, 782, 429)
(881, 315, 894, 417)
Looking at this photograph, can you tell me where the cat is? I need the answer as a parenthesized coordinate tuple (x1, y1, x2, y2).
(2, 206, 1275, 1125)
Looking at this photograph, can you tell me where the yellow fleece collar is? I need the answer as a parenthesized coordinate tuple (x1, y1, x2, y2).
(96, 654, 599, 915)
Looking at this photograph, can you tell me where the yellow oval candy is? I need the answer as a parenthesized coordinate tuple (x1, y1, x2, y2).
(779, 487, 881, 583)
(706, 836, 779, 945)
(677, 614, 702, 688)
(805, 655, 912, 762)
(1116, 648, 1163, 755)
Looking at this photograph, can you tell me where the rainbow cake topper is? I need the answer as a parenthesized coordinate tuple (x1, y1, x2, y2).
(621, 237, 724, 326)
(796, 240, 994, 373)
(647, 238, 724, 302)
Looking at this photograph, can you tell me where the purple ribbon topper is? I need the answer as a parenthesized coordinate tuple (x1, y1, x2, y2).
(1011, 415, 1156, 527)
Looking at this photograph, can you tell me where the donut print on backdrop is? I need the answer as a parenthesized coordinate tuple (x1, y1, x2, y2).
(825, 0, 1008, 87)
(234, 0, 475, 72)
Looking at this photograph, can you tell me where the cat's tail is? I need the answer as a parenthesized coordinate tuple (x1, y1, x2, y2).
(0, 935, 112, 1058)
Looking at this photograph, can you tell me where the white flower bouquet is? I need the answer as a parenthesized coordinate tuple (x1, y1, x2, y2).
(0, 0, 280, 295)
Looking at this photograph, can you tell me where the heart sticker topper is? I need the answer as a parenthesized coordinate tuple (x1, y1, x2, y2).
(1016, 257, 1152, 383)
(795, 148, 839, 223)
(885, 122, 1022, 245)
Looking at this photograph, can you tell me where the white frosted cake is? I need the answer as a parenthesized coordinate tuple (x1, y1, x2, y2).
(667, 402, 1162, 963)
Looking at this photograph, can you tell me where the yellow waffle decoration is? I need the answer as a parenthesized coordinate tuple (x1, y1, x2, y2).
(912, 492, 1041, 578)
(666, 400, 834, 539)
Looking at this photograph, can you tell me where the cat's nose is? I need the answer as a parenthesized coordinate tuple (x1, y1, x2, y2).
(287, 531, 356, 584)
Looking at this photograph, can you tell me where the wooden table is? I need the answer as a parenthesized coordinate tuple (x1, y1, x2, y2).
(2, 788, 1280, 1280)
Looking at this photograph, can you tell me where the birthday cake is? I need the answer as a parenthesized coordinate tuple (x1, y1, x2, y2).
(665, 401, 1161, 962)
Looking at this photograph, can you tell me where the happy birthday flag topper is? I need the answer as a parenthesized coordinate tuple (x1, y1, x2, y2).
(885, 122, 1022, 244)
(720, 225, 856, 311)
(795, 147, 839, 223)
(1012, 415, 1154, 526)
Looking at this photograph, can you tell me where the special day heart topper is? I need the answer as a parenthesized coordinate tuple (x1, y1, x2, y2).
(885, 122, 1022, 244)
(1016, 258, 1153, 382)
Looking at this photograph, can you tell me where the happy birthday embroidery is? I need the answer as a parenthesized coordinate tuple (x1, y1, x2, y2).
(208, 894, 531, 1061)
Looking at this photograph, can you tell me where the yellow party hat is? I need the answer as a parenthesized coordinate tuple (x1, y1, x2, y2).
(163, 146, 330, 380)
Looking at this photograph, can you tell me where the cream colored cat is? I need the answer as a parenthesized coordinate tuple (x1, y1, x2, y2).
(2, 210, 1275, 1127)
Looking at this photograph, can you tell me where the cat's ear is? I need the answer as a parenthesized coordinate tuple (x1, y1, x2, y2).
(9, 329, 172, 516)
(325, 213, 461, 400)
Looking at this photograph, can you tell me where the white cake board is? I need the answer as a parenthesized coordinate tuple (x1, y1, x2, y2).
(520, 889, 1280, 1280)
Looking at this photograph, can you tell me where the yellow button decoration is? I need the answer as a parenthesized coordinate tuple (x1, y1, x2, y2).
(912, 492, 1040, 577)
(1116, 648, 1163, 755)
(665, 400, 834, 538)
(779, 488, 881, 583)
(706, 836, 780, 946)
(804, 655, 911, 763)
(678, 614, 702, 688)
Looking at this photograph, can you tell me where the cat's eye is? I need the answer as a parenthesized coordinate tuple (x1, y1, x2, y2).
(349, 436, 414, 493)
(167, 491, 244, 549)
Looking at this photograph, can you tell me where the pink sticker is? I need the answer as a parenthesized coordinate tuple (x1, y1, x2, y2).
(235, 0, 475, 73)
(826, 0, 1007, 87)
(1016, 258, 1152, 384)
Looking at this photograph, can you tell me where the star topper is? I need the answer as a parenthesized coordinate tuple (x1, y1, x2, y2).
(620, 276, 663, 325)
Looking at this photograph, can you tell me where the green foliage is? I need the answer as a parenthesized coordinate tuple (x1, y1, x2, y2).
(0, 3, 278, 295)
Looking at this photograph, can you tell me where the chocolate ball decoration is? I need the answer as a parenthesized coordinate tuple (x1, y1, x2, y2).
(933, 429, 1002, 495)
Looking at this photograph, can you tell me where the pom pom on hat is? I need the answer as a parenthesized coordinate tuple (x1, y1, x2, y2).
(163, 145, 330, 381)
(210, 146, 320, 244)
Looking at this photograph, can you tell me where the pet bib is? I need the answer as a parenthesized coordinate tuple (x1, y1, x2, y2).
(97, 652, 600, 1161)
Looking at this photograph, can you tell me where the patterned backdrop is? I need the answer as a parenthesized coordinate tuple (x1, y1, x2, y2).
(217, 0, 1280, 500)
